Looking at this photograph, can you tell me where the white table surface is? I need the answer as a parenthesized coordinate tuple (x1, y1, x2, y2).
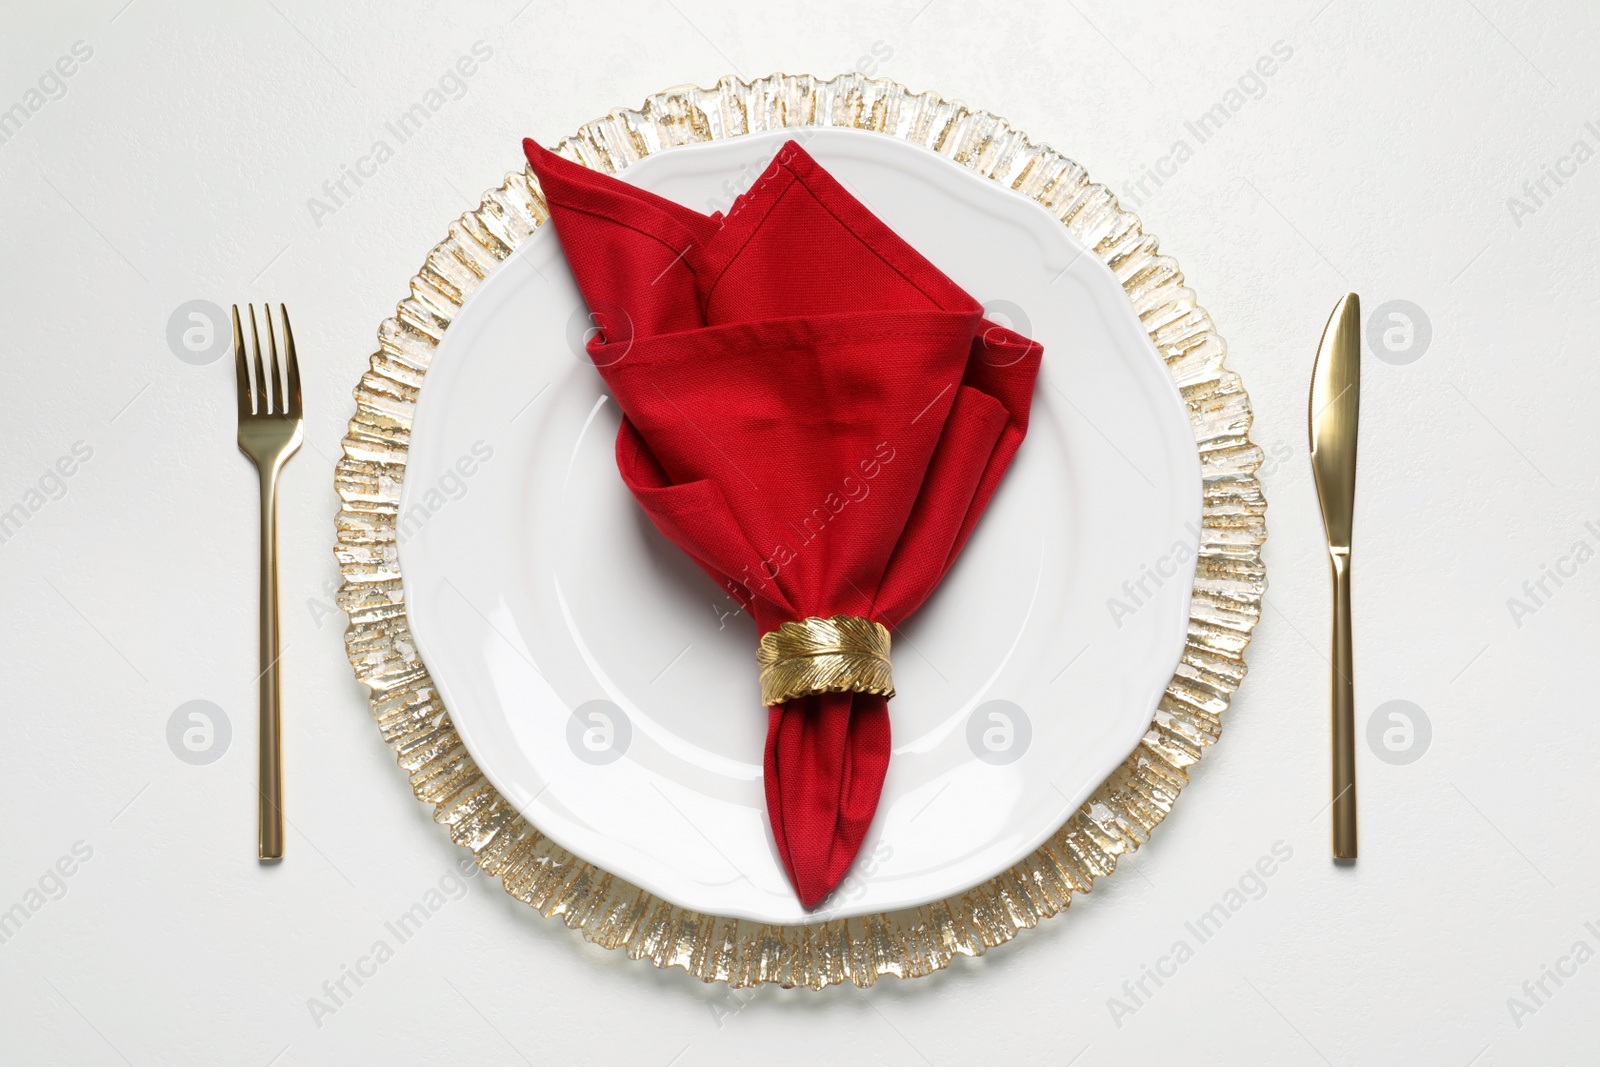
(3, 1, 1596, 1064)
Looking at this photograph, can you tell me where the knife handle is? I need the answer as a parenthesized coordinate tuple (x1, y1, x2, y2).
(1330, 551, 1357, 859)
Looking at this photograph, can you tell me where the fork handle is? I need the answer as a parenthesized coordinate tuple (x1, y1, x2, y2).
(258, 468, 285, 860)
(1330, 551, 1357, 859)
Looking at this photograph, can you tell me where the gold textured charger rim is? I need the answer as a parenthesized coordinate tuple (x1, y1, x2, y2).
(334, 72, 1266, 989)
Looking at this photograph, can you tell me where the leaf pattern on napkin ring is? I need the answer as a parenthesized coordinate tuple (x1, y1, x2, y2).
(756, 614, 895, 706)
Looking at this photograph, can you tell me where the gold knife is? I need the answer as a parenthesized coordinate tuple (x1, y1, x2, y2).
(1309, 293, 1361, 859)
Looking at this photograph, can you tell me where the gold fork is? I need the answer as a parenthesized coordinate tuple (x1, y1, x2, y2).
(233, 304, 303, 861)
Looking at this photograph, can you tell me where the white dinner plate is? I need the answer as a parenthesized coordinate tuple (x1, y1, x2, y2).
(398, 126, 1202, 924)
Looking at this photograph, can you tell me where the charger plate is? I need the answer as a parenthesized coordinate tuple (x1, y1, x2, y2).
(334, 72, 1266, 987)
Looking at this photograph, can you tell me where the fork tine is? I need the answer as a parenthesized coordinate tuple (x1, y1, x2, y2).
(248, 304, 269, 415)
(280, 304, 303, 418)
(231, 305, 253, 417)
(264, 305, 284, 416)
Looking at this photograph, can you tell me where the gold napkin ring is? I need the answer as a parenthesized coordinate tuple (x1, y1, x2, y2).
(756, 615, 894, 707)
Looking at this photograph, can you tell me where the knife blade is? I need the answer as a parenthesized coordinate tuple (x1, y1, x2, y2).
(1309, 292, 1360, 859)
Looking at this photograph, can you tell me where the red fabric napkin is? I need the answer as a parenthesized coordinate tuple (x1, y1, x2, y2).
(524, 136, 1043, 908)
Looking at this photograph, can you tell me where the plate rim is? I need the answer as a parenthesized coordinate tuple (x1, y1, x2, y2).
(334, 71, 1266, 989)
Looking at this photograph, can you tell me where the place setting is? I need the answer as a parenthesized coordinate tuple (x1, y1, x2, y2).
(249, 72, 1287, 988)
(16, 6, 1598, 1060)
